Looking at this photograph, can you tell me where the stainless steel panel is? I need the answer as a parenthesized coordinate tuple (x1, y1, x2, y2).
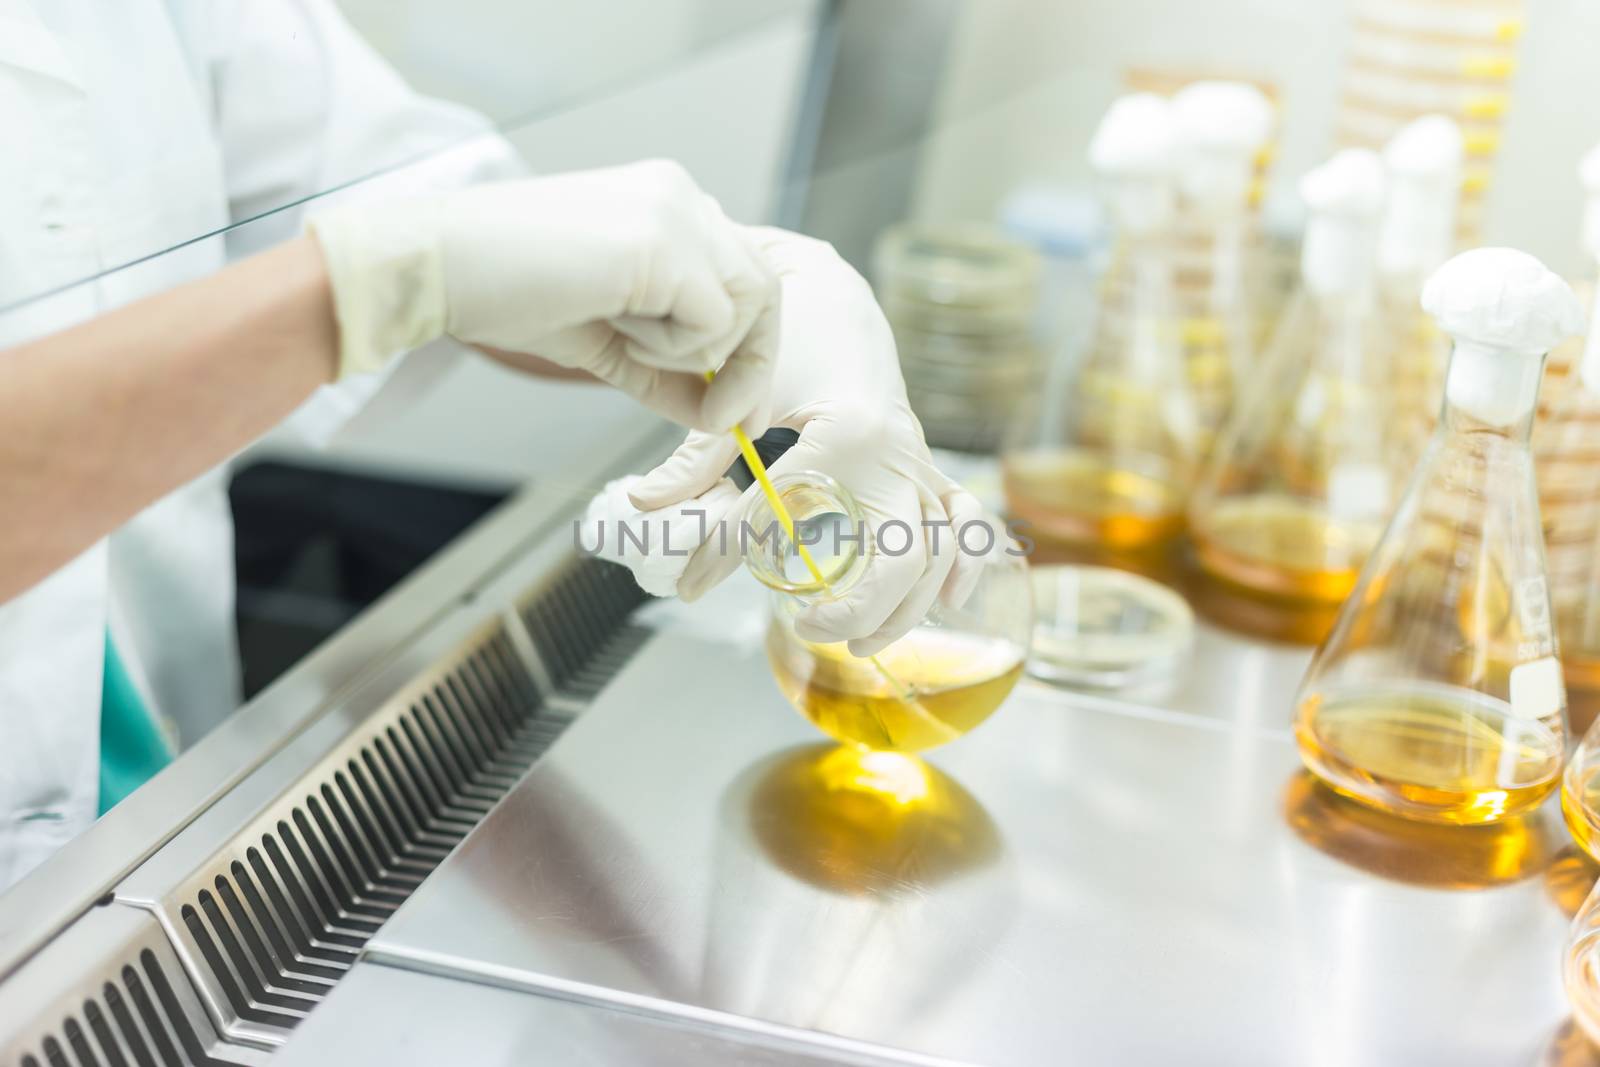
(0, 904, 268, 1066)
(365, 608, 1582, 1066)
(104, 551, 648, 1051)
(0, 418, 680, 984)
(274, 962, 961, 1066)
(1060, 618, 1311, 734)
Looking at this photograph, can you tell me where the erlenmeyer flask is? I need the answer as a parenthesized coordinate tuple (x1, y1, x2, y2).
(1541, 147, 1600, 731)
(1546, 308, 1600, 736)
(1189, 149, 1398, 639)
(1295, 248, 1582, 825)
(1169, 81, 1274, 455)
(1003, 93, 1197, 563)
(1375, 115, 1463, 461)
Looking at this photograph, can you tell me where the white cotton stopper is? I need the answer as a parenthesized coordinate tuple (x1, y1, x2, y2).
(1089, 93, 1178, 235)
(1378, 115, 1464, 277)
(1298, 148, 1386, 297)
(1170, 81, 1273, 215)
(1421, 248, 1585, 423)
(1581, 142, 1600, 263)
(579, 475, 742, 597)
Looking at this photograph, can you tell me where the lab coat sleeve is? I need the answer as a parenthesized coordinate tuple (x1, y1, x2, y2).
(203, 0, 528, 444)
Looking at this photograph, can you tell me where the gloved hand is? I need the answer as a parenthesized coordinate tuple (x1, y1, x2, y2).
(309, 159, 778, 432)
(628, 227, 988, 657)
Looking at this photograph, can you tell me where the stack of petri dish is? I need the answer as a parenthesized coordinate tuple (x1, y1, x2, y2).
(874, 224, 1044, 455)
(1334, 0, 1525, 243)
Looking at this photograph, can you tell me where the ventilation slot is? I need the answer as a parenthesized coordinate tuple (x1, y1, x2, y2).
(521, 559, 649, 718)
(4, 557, 653, 1062)
(166, 591, 648, 1050)
(521, 559, 648, 692)
(11, 945, 260, 1067)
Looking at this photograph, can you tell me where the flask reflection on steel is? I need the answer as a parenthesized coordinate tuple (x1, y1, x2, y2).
(1548, 847, 1600, 919)
(1282, 771, 1558, 890)
(1565, 877, 1600, 1049)
(705, 745, 1016, 1033)
(745, 744, 1001, 896)
(1539, 1018, 1600, 1067)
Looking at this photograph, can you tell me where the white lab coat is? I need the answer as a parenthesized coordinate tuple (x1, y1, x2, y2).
(0, 0, 520, 889)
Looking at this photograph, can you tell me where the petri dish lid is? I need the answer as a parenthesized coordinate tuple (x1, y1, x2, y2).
(1028, 565, 1194, 689)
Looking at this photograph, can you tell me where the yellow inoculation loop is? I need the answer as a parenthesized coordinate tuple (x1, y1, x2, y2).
(703, 371, 959, 746)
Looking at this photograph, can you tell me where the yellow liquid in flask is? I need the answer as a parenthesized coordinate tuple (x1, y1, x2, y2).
(1562, 767, 1600, 863)
(1296, 687, 1563, 825)
(766, 626, 1025, 753)
(1193, 495, 1379, 602)
(1002, 448, 1185, 551)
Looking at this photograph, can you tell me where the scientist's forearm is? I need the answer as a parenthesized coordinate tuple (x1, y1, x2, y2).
(0, 236, 338, 602)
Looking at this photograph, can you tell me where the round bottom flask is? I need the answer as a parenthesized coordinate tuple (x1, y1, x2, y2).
(748, 472, 1032, 753)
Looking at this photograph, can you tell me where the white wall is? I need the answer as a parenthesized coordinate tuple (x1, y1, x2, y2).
(912, 0, 1600, 277)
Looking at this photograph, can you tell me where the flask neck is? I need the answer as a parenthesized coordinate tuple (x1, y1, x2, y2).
(1377, 174, 1457, 280)
(1111, 236, 1182, 380)
(741, 470, 870, 603)
(1439, 341, 1545, 440)
(1301, 213, 1377, 308)
(1179, 150, 1255, 224)
(1122, 235, 1176, 305)
(1200, 213, 1248, 309)
(1300, 289, 1374, 384)
(1105, 175, 1176, 240)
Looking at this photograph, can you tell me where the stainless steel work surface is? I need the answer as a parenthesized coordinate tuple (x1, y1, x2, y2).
(275, 962, 939, 1066)
(364, 584, 1584, 1066)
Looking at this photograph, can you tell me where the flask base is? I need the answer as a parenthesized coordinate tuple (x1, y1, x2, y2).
(1295, 686, 1562, 825)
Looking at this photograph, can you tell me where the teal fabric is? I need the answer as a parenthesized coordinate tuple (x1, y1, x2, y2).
(98, 633, 173, 815)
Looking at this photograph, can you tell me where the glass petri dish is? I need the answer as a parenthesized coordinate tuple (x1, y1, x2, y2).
(1027, 564, 1194, 689)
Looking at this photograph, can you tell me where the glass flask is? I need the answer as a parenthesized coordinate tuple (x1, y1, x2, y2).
(1003, 93, 1198, 563)
(1567, 877, 1600, 1049)
(875, 224, 1043, 455)
(1169, 80, 1275, 456)
(1374, 115, 1463, 462)
(1294, 248, 1582, 825)
(1332, 0, 1522, 247)
(1541, 153, 1600, 728)
(747, 471, 1032, 753)
(1544, 309, 1600, 736)
(1189, 148, 1399, 640)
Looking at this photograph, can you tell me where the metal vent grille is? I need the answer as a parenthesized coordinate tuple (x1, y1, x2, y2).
(1, 554, 653, 1064)
(2, 910, 268, 1067)
(145, 559, 651, 1052)
(520, 556, 650, 698)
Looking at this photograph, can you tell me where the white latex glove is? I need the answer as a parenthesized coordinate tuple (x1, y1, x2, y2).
(628, 227, 988, 656)
(579, 475, 743, 597)
(309, 159, 778, 431)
